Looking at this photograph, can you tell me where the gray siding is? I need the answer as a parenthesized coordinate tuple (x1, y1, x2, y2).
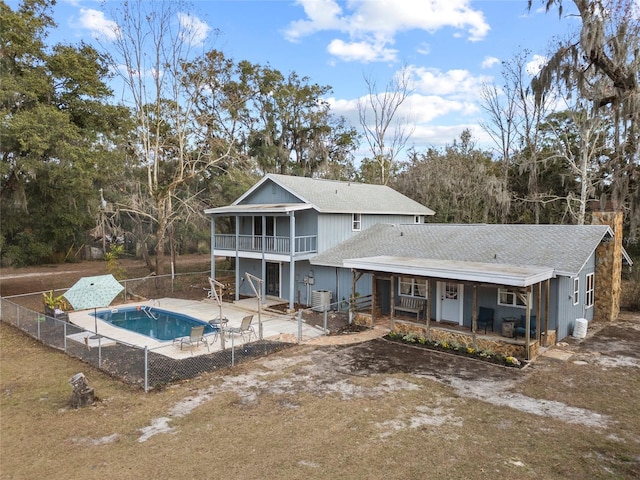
(237, 258, 260, 297)
(292, 262, 359, 307)
(241, 180, 302, 204)
(235, 258, 358, 306)
(555, 251, 596, 340)
(317, 214, 417, 253)
(294, 210, 317, 236)
(235, 211, 317, 238)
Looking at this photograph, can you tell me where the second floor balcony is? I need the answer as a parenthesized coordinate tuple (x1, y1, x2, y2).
(214, 234, 317, 256)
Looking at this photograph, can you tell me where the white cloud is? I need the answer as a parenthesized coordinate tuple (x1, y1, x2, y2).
(411, 123, 489, 148)
(526, 54, 547, 76)
(177, 13, 211, 47)
(481, 56, 500, 69)
(77, 8, 119, 41)
(327, 39, 397, 63)
(407, 66, 492, 100)
(285, 0, 490, 63)
(416, 42, 431, 55)
(328, 69, 483, 127)
(328, 62, 494, 154)
(285, 0, 345, 41)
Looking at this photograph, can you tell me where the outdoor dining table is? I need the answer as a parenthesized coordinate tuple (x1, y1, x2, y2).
(208, 316, 229, 329)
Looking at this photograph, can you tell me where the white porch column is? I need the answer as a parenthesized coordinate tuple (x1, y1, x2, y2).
(235, 216, 240, 301)
(289, 211, 295, 310)
(261, 215, 266, 303)
(210, 217, 216, 279)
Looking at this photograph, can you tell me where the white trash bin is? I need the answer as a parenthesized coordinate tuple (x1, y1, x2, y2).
(572, 318, 588, 339)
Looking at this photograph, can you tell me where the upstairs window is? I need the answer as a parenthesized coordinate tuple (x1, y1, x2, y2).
(585, 273, 594, 308)
(573, 278, 579, 305)
(352, 213, 361, 231)
(497, 288, 526, 308)
(399, 277, 427, 298)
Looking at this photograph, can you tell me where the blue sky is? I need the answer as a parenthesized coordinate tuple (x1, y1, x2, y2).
(13, 0, 581, 156)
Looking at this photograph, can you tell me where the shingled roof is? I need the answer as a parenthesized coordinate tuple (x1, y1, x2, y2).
(235, 174, 435, 215)
(311, 223, 614, 277)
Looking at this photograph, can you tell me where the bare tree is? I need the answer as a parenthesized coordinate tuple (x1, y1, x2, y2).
(530, 0, 640, 240)
(479, 62, 520, 223)
(105, 0, 231, 274)
(358, 68, 414, 185)
(481, 50, 558, 224)
(479, 80, 518, 190)
(546, 102, 609, 224)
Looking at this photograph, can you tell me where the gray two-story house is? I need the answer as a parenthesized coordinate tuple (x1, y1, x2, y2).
(205, 174, 435, 309)
(207, 175, 631, 351)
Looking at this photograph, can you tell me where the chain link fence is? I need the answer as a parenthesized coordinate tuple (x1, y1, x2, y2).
(0, 297, 309, 391)
(1, 274, 362, 392)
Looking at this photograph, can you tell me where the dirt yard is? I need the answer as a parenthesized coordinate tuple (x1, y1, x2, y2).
(1, 259, 640, 479)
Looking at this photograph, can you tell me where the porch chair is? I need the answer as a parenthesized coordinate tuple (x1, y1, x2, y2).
(175, 325, 207, 353)
(224, 315, 256, 343)
(514, 315, 536, 339)
(477, 307, 494, 334)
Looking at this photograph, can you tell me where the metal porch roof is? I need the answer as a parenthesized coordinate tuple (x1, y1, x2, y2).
(205, 203, 313, 215)
(343, 256, 555, 287)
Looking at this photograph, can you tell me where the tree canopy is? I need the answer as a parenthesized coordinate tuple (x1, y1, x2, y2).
(1, 0, 638, 269)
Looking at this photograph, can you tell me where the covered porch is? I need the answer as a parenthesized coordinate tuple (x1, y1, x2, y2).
(206, 203, 318, 309)
(344, 256, 556, 361)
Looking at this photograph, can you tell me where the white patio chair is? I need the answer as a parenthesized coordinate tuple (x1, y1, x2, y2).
(224, 315, 255, 343)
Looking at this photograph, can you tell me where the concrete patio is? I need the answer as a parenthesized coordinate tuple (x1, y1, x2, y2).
(67, 296, 326, 359)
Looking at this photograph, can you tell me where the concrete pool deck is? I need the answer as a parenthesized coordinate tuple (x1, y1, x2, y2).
(67, 297, 327, 359)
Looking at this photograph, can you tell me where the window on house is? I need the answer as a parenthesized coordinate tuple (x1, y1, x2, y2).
(585, 273, 594, 308)
(352, 213, 361, 231)
(573, 278, 579, 305)
(497, 288, 526, 308)
(399, 277, 427, 298)
(414, 215, 421, 224)
(444, 282, 458, 299)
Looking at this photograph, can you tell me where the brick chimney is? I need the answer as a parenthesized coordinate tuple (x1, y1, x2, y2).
(591, 210, 623, 322)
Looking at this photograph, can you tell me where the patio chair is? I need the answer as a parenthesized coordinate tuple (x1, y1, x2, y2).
(514, 315, 536, 339)
(175, 325, 207, 353)
(477, 307, 494, 333)
(224, 315, 256, 343)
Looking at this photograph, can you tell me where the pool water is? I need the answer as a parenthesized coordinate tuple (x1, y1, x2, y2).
(94, 306, 217, 341)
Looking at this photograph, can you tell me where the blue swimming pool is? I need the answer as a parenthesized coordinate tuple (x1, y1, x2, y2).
(94, 306, 217, 341)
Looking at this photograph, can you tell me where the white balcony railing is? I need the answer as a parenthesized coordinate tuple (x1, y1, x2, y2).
(214, 234, 317, 255)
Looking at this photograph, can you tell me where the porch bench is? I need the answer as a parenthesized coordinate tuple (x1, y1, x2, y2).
(395, 296, 426, 321)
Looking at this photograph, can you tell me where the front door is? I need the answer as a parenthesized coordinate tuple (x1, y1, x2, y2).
(437, 281, 463, 324)
(266, 262, 280, 297)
